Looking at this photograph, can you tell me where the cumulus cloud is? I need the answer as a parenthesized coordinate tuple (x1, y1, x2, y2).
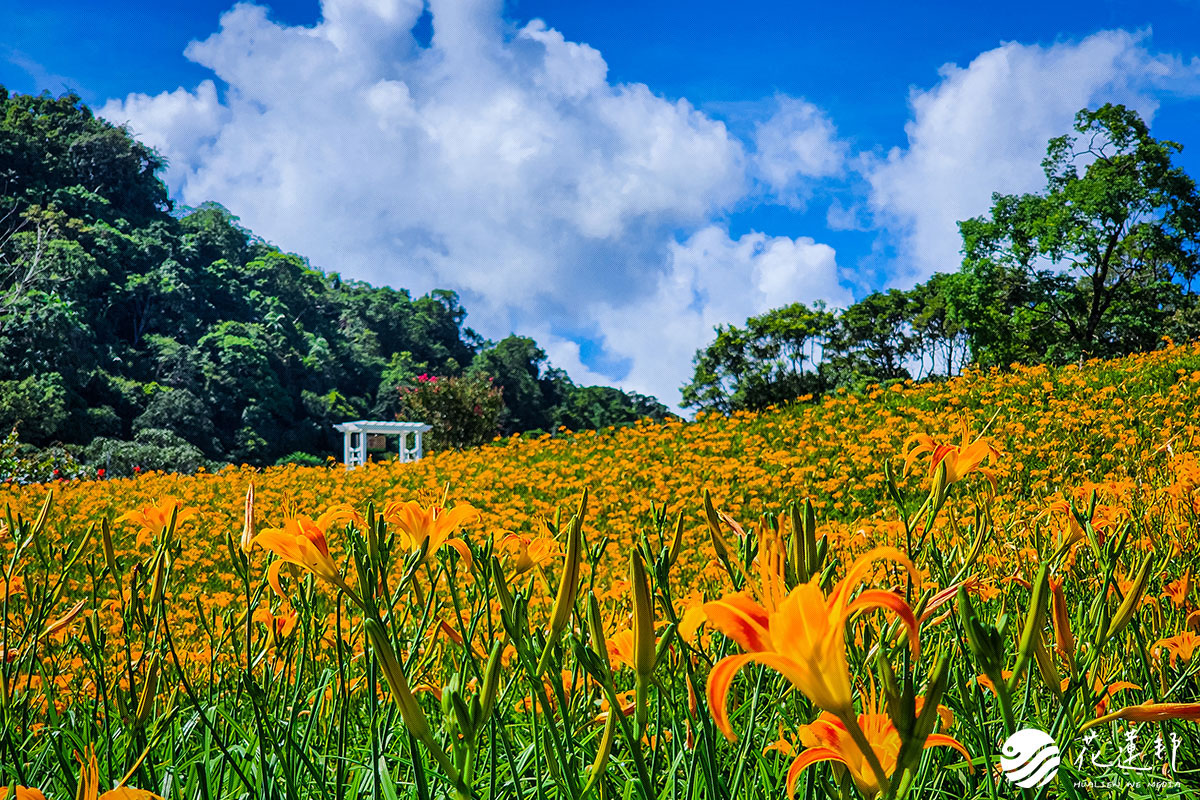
(864, 29, 1200, 284)
(751, 96, 846, 207)
(590, 226, 848, 403)
(99, 0, 846, 407)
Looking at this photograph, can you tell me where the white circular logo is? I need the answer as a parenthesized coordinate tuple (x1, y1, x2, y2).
(999, 728, 1061, 788)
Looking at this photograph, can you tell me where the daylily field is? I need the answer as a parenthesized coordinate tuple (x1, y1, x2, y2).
(4, 342, 1200, 799)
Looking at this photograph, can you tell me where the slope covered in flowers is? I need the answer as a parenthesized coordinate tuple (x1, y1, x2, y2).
(8, 341, 1200, 584)
(4, 342, 1200, 800)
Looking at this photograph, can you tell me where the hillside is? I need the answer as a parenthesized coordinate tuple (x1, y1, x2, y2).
(9, 340, 1200, 581)
(4, 340, 1200, 798)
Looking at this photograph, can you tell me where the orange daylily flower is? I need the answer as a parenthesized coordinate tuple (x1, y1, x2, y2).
(1042, 500, 1088, 548)
(1152, 631, 1200, 668)
(1082, 701, 1200, 732)
(1164, 569, 1191, 608)
(253, 603, 298, 649)
(381, 500, 477, 566)
(77, 744, 163, 800)
(706, 547, 920, 735)
(919, 577, 980, 624)
(119, 497, 195, 542)
(973, 671, 1014, 695)
(253, 506, 360, 602)
(0, 788, 48, 800)
(501, 531, 561, 575)
(904, 421, 999, 487)
(1067, 676, 1139, 715)
(785, 693, 971, 799)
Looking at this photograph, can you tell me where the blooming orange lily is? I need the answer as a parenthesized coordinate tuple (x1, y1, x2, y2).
(1082, 701, 1200, 732)
(119, 497, 195, 544)
(1067, 676, 1139, 715)
(1164, 569, 1191, 609)
(501, 531, 561, 575)
(382, 499, 477, 566)
(705, 546, 920, 733)
(254, 603, 298, 649)
(253, 506, 360, 603)
(1153, 631, 1200, 668)
(785, 693, 971, 799)
(76, 743, 163, 800)
(904, 420, 999, 487)
(0, 788, 48, 800)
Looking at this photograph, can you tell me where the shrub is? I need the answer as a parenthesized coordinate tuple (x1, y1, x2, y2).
(396, 373, 504, 451)
(274, 450, 324, 467)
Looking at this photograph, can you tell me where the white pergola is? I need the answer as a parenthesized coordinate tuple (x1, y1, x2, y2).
(333, 420, 432, 468)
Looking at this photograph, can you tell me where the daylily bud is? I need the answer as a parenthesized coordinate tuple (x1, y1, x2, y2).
(1009, 562, 1051, 694)
(1031, 631, 1061, 698)
(364, 618, 436, 744)
(32, 491, 52, 540)
(630, 548, 655, 731)
(102, 517, 119, 577)
(479, 639, 504, 726)
(1049, 576, 1075, 671)
(927, 460, 949, 523)
(586, 591, 612, 673)
(666, 510, 685, 570)
(148, 551, 169, 613)
(583, 712, 619, 795)
(240, 482, 255, 554)
(536, 492, 586, 676)
(134, 654, 160, 729)
(962, 519, 988, 573)
(1105, 554, 1153, 642)
(702, 489, 736, 580)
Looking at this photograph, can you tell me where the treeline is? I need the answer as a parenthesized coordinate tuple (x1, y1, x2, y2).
(683, 104, 1200, 412)
(0, 88, 667, 478)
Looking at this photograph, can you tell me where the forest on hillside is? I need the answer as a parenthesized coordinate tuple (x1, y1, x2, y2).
(0, 88, 668, 478)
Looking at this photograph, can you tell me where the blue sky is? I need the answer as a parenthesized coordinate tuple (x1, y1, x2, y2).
(3, 1, 1200, 404)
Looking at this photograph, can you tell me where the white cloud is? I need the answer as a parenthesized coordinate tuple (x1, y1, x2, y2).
(864, 29, 1200, 284)
(752, 96, 846, 207)
(590, 225, 849, 405)
(97, 0, 846, 408)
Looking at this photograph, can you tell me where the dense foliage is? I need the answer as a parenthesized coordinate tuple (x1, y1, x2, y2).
(684, 104, 1200, 412)
(397, 373, 506, 451)
(0, 88, 669, 477)
(3, 343, 1200, 798)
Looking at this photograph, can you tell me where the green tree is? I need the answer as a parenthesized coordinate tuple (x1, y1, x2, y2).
(396, 373, 504, 450)
(469, 335, 558, 433)
(682, 302, 834, 413)
(553, 385, 671, 430)
(823, 290, 914, 387)
(907, 273, 969, 378)
(959, 103, 1200, 364)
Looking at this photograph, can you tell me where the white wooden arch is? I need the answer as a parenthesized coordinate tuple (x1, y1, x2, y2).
(333, 420, 432, 468)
